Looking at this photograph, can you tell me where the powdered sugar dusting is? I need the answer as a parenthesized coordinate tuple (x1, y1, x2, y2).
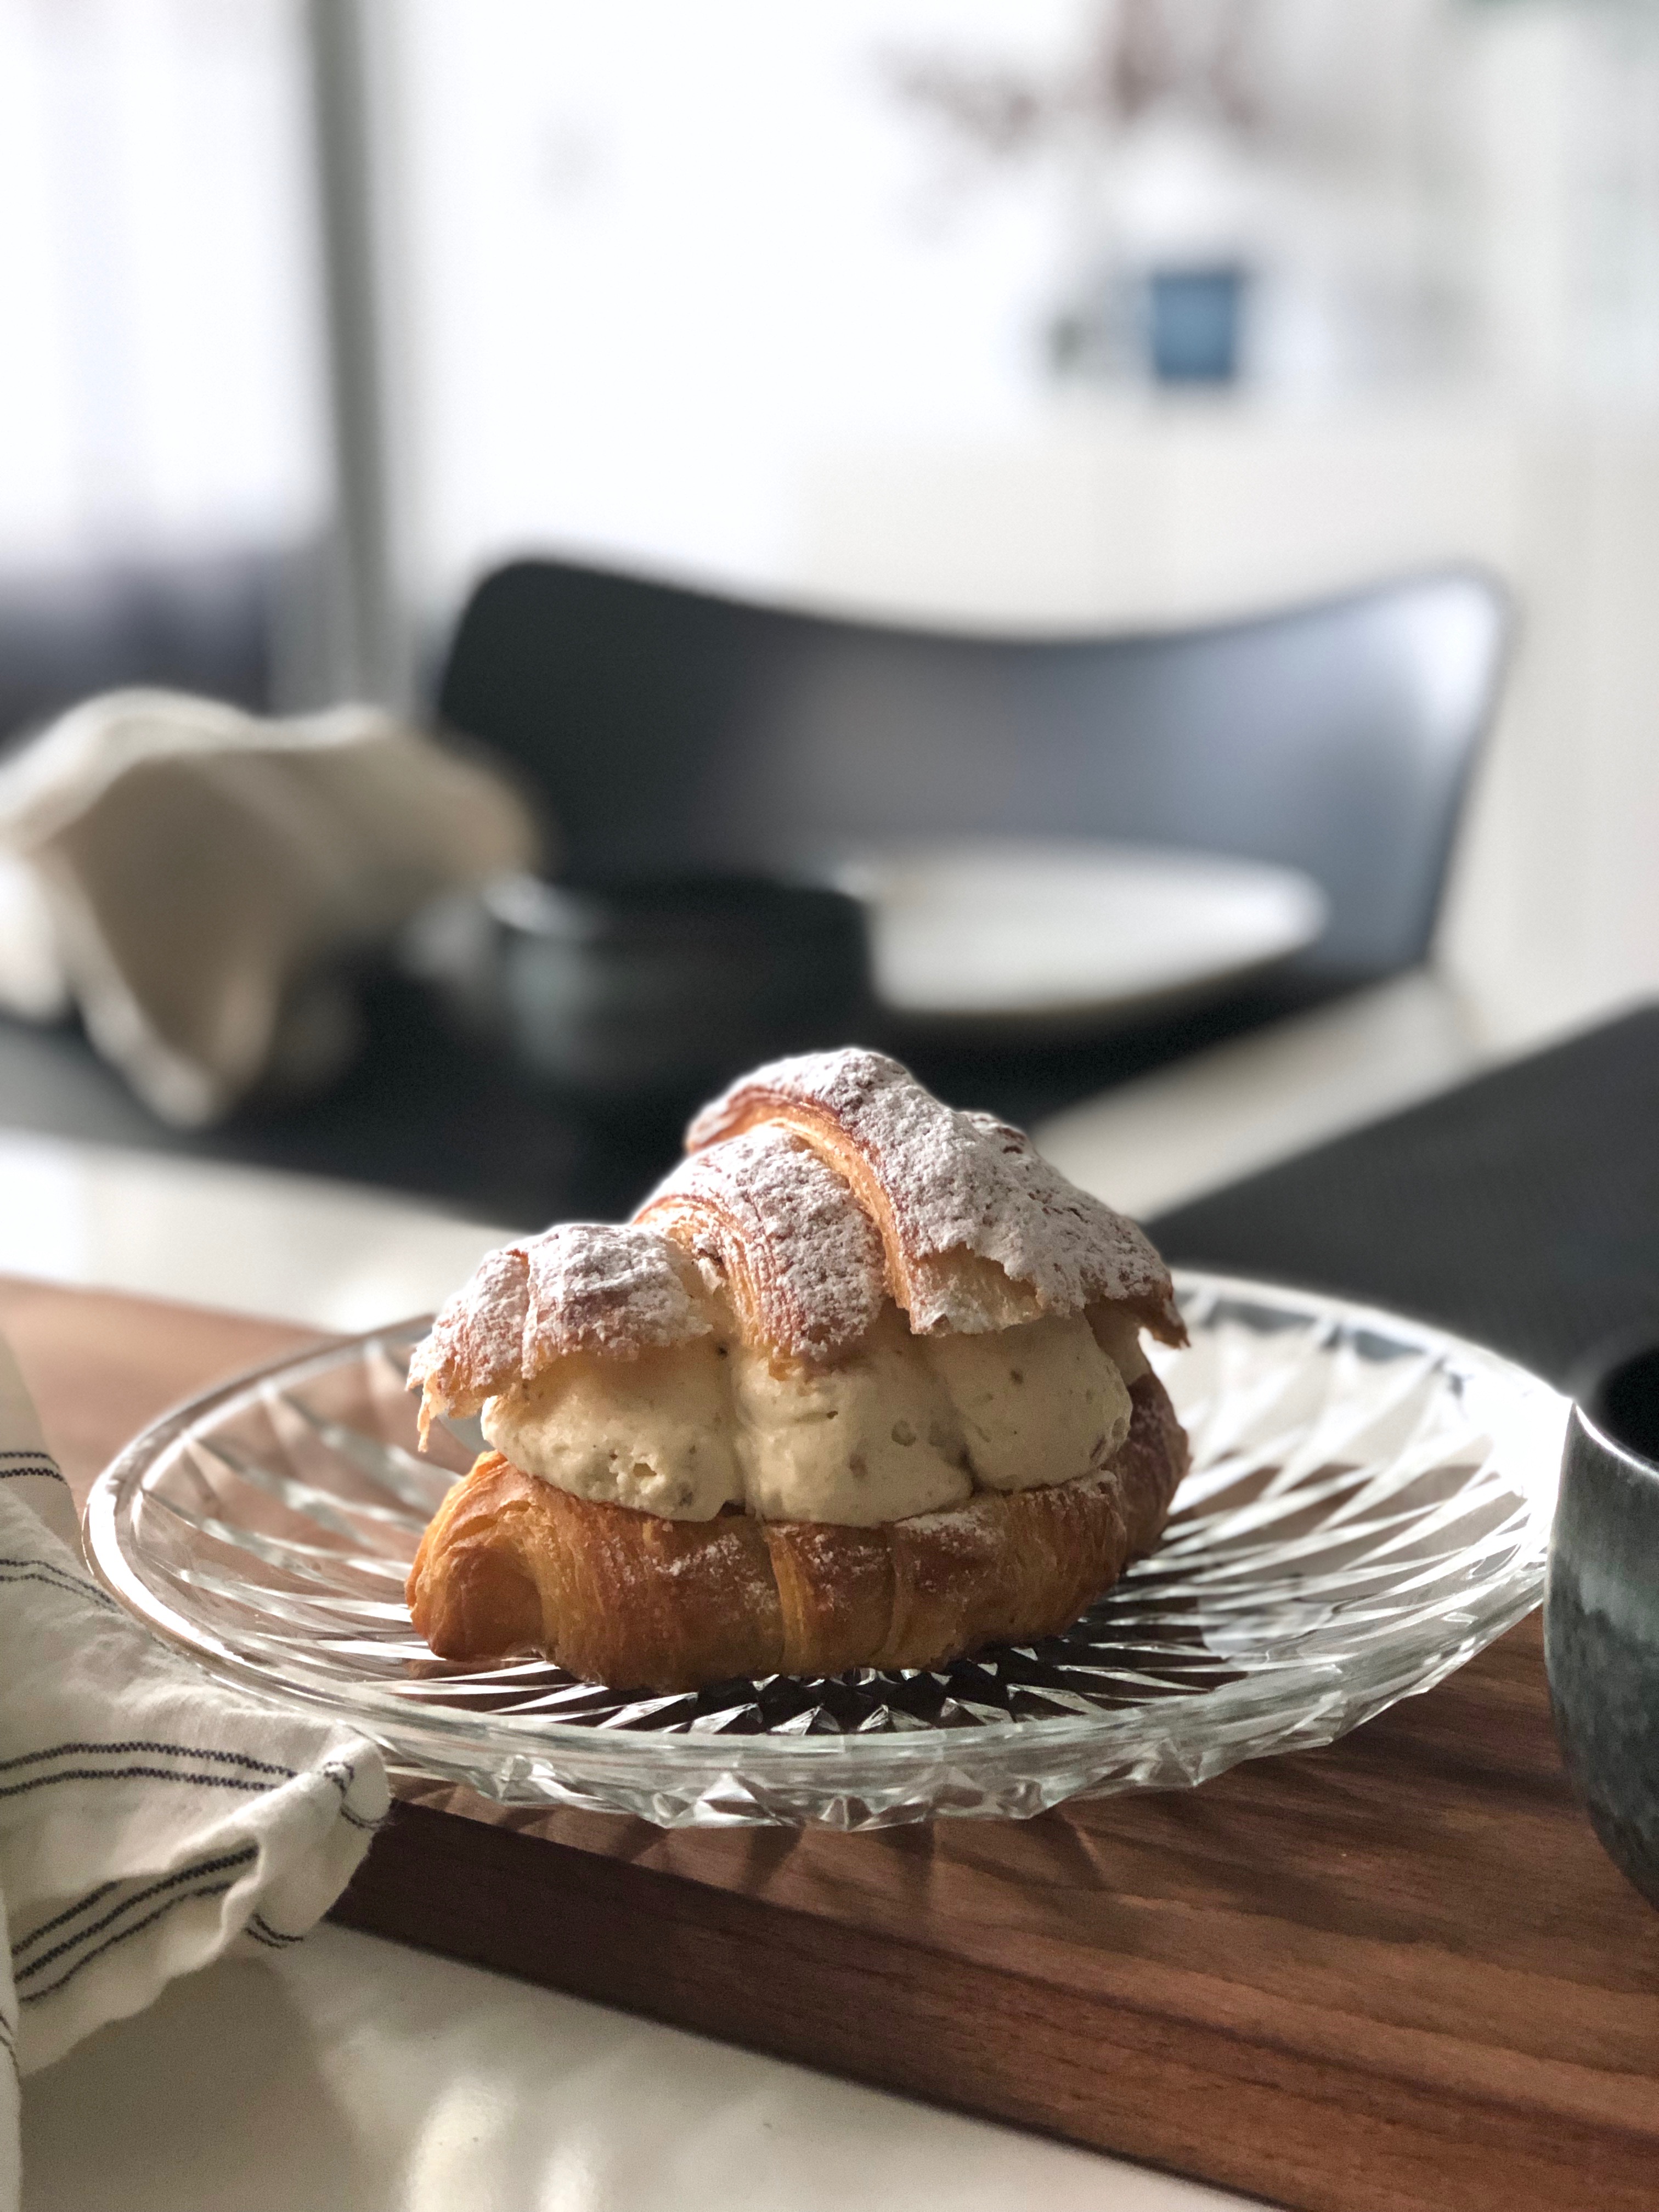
(637, 1125, 885, 1362)
(687, 1047, 1184, 1340)
(522, 1223, 714, 1366)
(407, 1243, 529, 1424)
(904, 1468, 1117, 1539)
(409, 1222, 712, 1425)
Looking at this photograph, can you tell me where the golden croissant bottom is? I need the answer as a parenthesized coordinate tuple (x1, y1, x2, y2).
(406, 1369, 1188, 1691)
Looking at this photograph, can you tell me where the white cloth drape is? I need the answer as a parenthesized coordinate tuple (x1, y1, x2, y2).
(0, 1334, 388, 2212)
(0, 689, 539, 1126)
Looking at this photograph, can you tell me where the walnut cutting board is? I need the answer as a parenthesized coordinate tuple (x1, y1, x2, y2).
(9, 1273, 1659, 2212)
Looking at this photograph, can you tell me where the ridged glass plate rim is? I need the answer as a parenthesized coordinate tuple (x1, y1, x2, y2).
(83, 1271, 1568, 1812)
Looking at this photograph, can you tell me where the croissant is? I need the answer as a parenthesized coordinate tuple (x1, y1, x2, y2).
(407, 1049, 1189, 1691)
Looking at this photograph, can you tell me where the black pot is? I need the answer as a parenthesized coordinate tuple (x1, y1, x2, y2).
(1544, 1338, 1659, 1912)
(410, 870, 874, 1109)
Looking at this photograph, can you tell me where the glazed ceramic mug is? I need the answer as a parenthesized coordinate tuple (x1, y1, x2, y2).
(1544, 1339, 1659, 1910)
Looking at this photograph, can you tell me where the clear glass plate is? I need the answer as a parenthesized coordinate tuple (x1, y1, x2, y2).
(85, 1273, 1568, 1829)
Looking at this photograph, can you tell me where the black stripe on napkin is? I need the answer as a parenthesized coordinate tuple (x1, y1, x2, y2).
(319, 1758, 387, 1833)
(19, 1880, 246, 2006)
(0, 1765, 276, 1805)
(0, 1447, 67, 1494)
(0, 1551, 106, 1584)
(13, 1848, 258, 1988)
(0, 1730, 299, 1807)
(9, 1882, 119, 1960)
(246, 1911, 304, 1950)
(0, 1556, 119, 1611)
(0, 1739, 382, 1835)
(0, 1740, 297, 1780)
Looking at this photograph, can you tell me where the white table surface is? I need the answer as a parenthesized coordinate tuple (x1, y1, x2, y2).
(22, 1925, 1244, 2212)
(5, 971, 1532, 2212)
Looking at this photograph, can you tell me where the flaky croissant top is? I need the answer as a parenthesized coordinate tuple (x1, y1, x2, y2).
(685, 1047, 1186, 1342)
(412, 1050, 1183, 1422)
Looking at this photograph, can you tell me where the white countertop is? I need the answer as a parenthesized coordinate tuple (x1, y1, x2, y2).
(5, 971, 1549, 2212)
(22, 1923, 1243, 2212)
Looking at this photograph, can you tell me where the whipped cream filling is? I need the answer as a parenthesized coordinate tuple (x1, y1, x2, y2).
(922, 1315, 1130, 1493)
(482, 1299, 1141, 1528)
(731, 1305, 972, 1524)
(482, 1335, 741, 1519)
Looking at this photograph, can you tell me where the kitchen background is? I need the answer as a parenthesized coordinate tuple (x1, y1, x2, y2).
(2, 0, 1656, 1093)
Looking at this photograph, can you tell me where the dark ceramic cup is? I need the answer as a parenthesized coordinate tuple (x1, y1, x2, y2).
(408, 870, 874, 1109)
(1544, 1340, 1659, 1910)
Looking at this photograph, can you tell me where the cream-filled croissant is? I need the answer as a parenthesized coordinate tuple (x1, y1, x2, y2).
(405, 1048, 1189, 1690)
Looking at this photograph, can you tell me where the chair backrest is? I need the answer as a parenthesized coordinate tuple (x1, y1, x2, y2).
(437, 558, 1511, 980)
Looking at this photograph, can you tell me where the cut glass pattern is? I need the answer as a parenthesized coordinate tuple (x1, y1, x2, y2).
(86, 1274, 1567, 1827)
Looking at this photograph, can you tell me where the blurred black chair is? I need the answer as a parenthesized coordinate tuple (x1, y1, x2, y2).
(436, 559, 1510, 983)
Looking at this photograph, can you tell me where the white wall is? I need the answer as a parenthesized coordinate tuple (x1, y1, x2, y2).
(380, 0, 1091, 615)
(380, 0, 1465, 620)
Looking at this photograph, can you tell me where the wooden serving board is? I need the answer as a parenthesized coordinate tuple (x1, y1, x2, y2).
(10, 1274, 1659, 2212)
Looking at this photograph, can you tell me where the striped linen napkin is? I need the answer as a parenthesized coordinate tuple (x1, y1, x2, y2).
(0, 1335, 388, 2212)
